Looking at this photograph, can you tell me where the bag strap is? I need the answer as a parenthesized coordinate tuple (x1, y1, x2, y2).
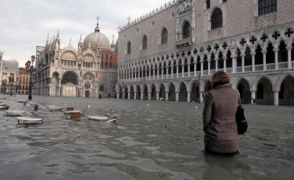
(236, 90, 242, 106)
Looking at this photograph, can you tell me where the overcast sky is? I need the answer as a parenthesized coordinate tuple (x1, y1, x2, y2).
(0, 0, 170, 67)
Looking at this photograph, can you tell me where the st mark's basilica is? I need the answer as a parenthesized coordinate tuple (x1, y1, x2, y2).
(32, 21, 117, 98)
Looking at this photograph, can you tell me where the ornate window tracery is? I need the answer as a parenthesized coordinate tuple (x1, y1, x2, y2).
(211, 8, 223, 29)
(127, 41, 131, 54)
(161, 28, 168, 44)
(258, 0, 277, 16)
(183, 21, 191, 38)
(143, 35, 147, 50)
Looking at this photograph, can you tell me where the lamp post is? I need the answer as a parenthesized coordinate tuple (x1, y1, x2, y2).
(25, 55, 35, 100)
(10, 82, 13, 96)
(194, 75, 207, 103)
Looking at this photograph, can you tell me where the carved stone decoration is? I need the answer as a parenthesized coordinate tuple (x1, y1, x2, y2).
(230, 39, 237, 49)
(177, 0, 193, 14)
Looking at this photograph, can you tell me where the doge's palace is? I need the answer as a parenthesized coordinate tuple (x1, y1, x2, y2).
(117, 0, 294, 105)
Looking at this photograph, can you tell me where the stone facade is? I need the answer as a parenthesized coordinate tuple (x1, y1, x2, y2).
(17, 68, 30, 94)
(117, 0, 294, 105)
(0, 58, 19, 95)
(32, 23, 118, 98)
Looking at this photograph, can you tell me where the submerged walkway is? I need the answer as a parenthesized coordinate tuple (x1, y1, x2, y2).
(0, 94, 293, 180)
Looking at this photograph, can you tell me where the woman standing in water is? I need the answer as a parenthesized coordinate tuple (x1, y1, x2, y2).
(203, 71, 239, 155)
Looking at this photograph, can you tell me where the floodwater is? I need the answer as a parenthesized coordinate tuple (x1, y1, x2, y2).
(0, 95, 293, 180)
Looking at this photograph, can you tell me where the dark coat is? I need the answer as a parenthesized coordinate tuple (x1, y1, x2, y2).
(203, 83, 239, 154)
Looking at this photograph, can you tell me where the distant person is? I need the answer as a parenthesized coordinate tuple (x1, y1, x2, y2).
(99, 94, 102, 99)
(203, 71, 239, 156)
(252, 98, 256, 105)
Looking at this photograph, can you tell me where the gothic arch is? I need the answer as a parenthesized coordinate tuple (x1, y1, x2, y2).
(60, 50, 78, 60)
(276, 73, 294, 91)
(61, 71, 79, 85)
(252, 75, 274, 91)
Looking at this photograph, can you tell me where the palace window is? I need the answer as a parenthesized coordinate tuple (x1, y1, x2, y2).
(127, 41, 131, 54)
(223, 0, 227, 2)
(206, 0, 210, 9)
(211, 8, 223, 29)
(143, 35, 147, 50)
(258, 0, 277, 16)
(161, 28, 168, 44)
(182, 21, 191, 39)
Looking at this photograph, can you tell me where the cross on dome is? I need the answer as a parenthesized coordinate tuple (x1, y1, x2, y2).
(95, 16, 100, 32)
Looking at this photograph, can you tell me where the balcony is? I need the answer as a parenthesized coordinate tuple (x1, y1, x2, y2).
(176, 37, 192, 47)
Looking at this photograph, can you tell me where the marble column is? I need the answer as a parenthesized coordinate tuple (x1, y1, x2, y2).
(241, 54, 245, 72)
(165, 92, 169, 101)
(274, 90, 279, 106)
(287, 46, 292, 69)
(232, 56, 236, 73)
(175, 91, 179, 102)
(176, 65, 179, 78)
(251, 51, 256, 72)
(187, 91, 191, 102)
(274, 48, 279, 70)
(262, 50, 267, 71)
(207, 59, 211, 75)
(194, 62, 197, 77)
(171, 66, 174, 79)
(251, 90, 256, 105)
(215, 58, 219, 72)
(187, 63, 191, 77)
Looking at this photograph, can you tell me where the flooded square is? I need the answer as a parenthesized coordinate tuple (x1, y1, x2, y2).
(0, 95, 293, 180)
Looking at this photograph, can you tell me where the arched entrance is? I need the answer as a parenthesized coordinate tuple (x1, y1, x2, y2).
(85, 91, 90, 98)
(130, 85, 134, 99)
(84, 81, 91, 98)
(61, 72, 78, 97)
(179, 82, 187, 101)
(237, 79, 250, 104)
(119, 86, 123, 98)
(159, 83, 165, 99)
(51, 72, 59, 96)
(256, 77, 274, 105)
(136, 85, 141, 99)
(151, 84, 156, 100)
(279, 75, 294, 105)
(143, 84, 148, 100)
(168, 83, 176, 101)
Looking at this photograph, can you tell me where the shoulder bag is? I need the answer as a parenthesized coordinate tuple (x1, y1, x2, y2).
(235, 93, 248, 135)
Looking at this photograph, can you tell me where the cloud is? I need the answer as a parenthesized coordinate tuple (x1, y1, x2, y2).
(0, 0, 170, 67)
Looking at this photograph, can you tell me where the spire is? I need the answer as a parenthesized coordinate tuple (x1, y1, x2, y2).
(79, 34, 83, 44)
(56, 29, 60, 40)
(46, 33, 49, 45)
(95, 16, 100, 32)
(127, 16, 131, 25)
(111, 34, 115, 45)
(69, 38, 72, 45)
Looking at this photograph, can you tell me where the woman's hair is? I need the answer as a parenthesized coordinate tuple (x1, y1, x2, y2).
(211, 71, 230, 88)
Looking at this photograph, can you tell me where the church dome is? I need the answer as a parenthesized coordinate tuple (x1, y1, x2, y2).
(83, 23, 110, 49)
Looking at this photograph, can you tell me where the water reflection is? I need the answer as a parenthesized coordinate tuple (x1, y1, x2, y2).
(0, 95, 293, 180)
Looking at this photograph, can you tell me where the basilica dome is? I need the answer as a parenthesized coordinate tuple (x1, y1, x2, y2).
(83, 23, 110, 49)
